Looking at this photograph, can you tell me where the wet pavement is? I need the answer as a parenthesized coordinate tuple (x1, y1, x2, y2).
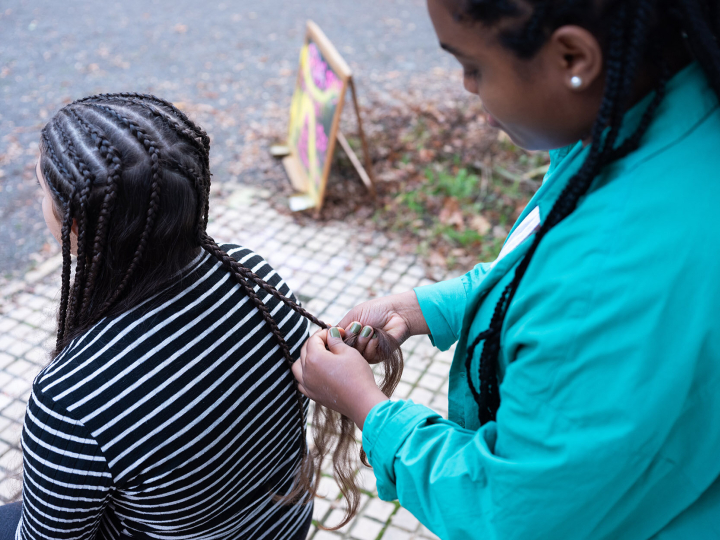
(0, 0, 453, 279)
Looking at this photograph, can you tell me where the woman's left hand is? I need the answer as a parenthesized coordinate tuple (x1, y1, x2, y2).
(292, 327, 389, 430)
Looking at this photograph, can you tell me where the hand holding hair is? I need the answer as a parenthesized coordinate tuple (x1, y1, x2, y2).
(337, 290, 429, 363)
(293, 328, 389, 430)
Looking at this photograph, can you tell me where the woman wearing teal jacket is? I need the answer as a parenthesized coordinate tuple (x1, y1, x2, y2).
(292, 1, 720, 538)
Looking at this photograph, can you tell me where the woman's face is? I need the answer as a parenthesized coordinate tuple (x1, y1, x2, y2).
(427, 0, 604, 150)
(37, 160, 77, 254)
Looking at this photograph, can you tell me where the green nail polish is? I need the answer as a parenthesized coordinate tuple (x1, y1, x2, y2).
(361, 326, 373, 338)
(349, 322, 362, 335)
(329, 327, 341, 338)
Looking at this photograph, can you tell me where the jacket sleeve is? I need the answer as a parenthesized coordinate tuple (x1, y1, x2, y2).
(414, 263, 492, 352)
(17, 389, 112, 540)
(363, 233, 715, 539)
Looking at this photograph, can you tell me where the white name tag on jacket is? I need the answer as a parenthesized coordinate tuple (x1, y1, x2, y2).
(490, 206, 541, 269)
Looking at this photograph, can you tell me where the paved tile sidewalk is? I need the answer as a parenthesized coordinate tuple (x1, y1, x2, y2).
(0, 185, 459, 539)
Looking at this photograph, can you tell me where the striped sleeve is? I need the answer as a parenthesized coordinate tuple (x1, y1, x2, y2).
(18, 388, 112, 540)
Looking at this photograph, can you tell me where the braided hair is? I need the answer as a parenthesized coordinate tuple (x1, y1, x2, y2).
(40, 94, 402, 528)
(457, 0, 720, 425)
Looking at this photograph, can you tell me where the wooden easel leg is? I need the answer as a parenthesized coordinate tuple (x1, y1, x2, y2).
(349, 78, 376, 199)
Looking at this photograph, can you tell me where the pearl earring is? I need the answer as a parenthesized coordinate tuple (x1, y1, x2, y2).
(570, 76, 583, 89)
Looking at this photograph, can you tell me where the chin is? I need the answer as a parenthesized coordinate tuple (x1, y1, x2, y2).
(503, 130, 534, 151)
(505, 131, 559, 152)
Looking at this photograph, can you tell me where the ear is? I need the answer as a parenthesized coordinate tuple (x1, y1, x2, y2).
(71, 219, 79, 237)
(546, 25, 603, 92)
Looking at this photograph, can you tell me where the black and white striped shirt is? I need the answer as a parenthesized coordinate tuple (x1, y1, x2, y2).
(17, 245, 312, 539)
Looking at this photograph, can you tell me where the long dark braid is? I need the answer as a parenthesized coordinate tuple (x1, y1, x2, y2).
(53, 114, 96, 329)
(460, 0, 720, 425)
(40, 94, 402, 528)
(40, 130, 75, 347)
(81, 103, 164, 315)
(65, 108, 123, 316)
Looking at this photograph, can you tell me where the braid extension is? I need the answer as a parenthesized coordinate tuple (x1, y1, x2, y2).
(66, 108, 123, 316)
(57, 205, 74, 349)
(40, 129, 75, 350)
(84, 103, 163, 313)
(205, 235, 330, 329)
(676, 0, 720, 97)
(199, 237, 313, 487)
(54, 114, 95, 328)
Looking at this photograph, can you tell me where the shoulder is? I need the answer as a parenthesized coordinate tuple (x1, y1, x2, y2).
(220, 243, 267, 267)
(214, 243, 309, 355)
(216, 243, 289, 293)
(33, 315, 127, 401)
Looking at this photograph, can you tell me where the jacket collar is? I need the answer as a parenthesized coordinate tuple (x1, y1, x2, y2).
(458, 61, 718, 349)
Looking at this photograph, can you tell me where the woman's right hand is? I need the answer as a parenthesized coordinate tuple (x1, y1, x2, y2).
(337, 290, 430, 363)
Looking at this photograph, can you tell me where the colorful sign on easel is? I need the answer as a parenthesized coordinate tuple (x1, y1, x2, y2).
(283, 21, 374, 213)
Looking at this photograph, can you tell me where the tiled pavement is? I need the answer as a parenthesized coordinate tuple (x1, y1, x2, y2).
(0, 185, 461, 539)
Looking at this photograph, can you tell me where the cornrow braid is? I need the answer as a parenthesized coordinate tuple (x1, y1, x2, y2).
(40, 131, 74, 199)
(56, 199, 75, 348)
(84, 103, 163, 314)
(66, 108, 123, 316)
(54, 114, 95, 329)
(76, 94, 215, 235)
(40, 130, 74, 349)
(179, 165, 210, 234)
(76, 92, 211, 158)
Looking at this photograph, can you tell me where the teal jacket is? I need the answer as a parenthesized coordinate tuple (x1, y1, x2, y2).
(362, 62, 720, 540)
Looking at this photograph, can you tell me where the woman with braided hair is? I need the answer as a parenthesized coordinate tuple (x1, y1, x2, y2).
(294, 0, 720, 538)
(0, 93, 339, 540)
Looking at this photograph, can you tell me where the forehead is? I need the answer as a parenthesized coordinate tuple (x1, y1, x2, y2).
(428, 0, 505, 57)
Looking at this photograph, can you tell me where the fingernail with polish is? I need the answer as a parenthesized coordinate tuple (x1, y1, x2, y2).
(349, 322, 362, 335)
(361, 326, 373, 338)
(329, 327, 341, 338)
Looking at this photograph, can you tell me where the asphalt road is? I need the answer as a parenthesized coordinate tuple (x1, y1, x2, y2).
(0, 0, 455, 278)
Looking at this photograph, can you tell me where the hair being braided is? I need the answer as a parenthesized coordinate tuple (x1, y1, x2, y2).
(40, 93, 402, 530)
(459, 0, 720, 425)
